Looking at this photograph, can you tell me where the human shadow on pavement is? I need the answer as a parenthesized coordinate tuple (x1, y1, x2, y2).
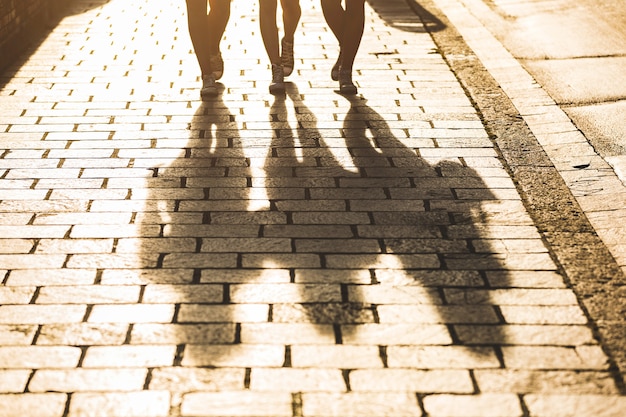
(258, 84, 506, 358)
(154, 82, 508, 392)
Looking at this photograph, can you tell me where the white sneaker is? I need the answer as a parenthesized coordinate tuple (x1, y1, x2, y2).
(201, 74, 217, 99)
(269, 64, 285, 95)
(281, 38, 294, 77)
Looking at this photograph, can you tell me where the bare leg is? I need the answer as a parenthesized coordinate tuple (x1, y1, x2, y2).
(186, 0, 230, 75)
(320, 0, 364, 71)
(340, 0, 365, 72)
(186, 0, 211, 75)
(260, 0, 281, 65)
(208, 0, 231, 55)
(280, 0, 301, 42)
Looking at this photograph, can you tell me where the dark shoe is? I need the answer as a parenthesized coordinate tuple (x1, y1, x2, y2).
(338, 69, 357, 95)
(200, 74, 217, 99)
(269, 64, 285, 95)
(281, 38, 294, 77)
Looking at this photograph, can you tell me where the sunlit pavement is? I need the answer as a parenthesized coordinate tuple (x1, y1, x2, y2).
(1, 0, 625, 416)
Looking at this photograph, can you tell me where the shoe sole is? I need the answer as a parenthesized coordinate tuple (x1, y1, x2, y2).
(339, 85, 358, 95)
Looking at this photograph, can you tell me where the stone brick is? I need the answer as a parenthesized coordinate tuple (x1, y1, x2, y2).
(242, 323, 336, 344)
(291, 345, 384, 368)
(474, 370, 620, 394)
(377, 304, 500, 324)
(387, 346, 500, 369)
(342, 324, 453, 345)
(200, 268, 292, 283)
(0, 370, 31, 393)
(182, 391, 292, 416)
(177, 304, 269, 323)
(302, 392, 422, 417)
(0, 286, 36, 304)
(0, 393, 67, 417)
(142, 284, 223, 303)
(230, 283, 341, 304)
(182, 344, 285, 367)
(524, 394, 626, 417)
(37, 323, 128, 346)
(82, 345, 176, 368)
(423, 394, 522, 417)
(130, 323, 235, 344)
(501, 346, 610, 370)
(29, 368, 148, 392)
(455, 324, 595, 346)
(0, 324, 37, 345)
(88, 304, 175, 323)
(36, 285, 141, 304)
(69, 391, 170, 417)
(348, 284, 442, 305)
(350, 369, 474, 393)
(250, 368, 346, 392)
(444, 288, 579, 305)
(499, 306, 588, 324)
(327, 253, 440, 269)
(149, 367, 245, 391)
(0, 346, 82, 368)
(0, 305, 87, 324)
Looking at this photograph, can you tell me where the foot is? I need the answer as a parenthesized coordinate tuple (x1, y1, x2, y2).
(200, 74, 217, 99)
(338, 69, 357, 95)
(281, 38, 294, 77)
(269, 64, 285, 95)
(209, 53, 224, 80)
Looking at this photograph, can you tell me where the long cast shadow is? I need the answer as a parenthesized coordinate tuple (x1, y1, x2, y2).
(366, 0, 445, 33)
(155, 83, 507, 373)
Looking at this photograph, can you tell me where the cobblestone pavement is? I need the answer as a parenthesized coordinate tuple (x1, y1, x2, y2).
(1, 0, 625, 416)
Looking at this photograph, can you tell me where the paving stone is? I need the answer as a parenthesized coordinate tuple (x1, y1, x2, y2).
(301, 392, 423, 417)
(28, 368, 148, 392)
(182, 344, 285, 368)
(182, 391, 292, 417)
(350, 369, 474, 393)
(68, 391, 170, 417)
(0, 393, 67, 417)
(37, 323, 129, 346)
(423, 394, 522, 417)
(524, 394, 626, 417)
(149, 367, 245, 392)
(82, 345, 177, 368)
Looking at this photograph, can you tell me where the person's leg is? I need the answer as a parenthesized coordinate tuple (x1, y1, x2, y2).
(208, 0, 231, 55)
(186, 0, 211, 76)
(321, 0, 363, 93)
(279, 0, 301, 76)
(320, 0, 346, 80)
(338, 0, 364, 72)
(260, 0, 280, 65)
(280, 0, 301, 42)
(320, 0, 344, 42)
(207, 0, 230, 80)
(260, 0, 285, 94)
